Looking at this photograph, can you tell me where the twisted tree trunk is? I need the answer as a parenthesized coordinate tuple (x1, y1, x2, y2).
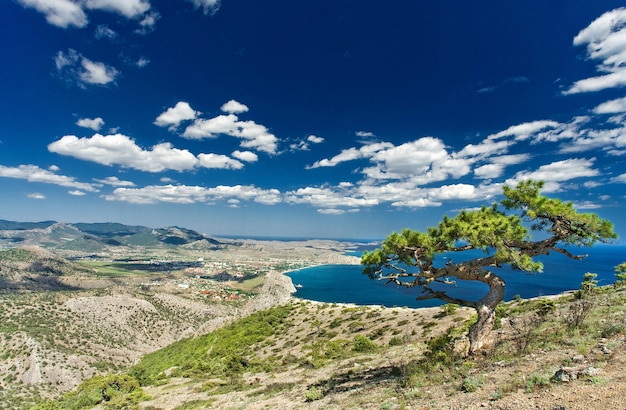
(467, 273, 505, 354)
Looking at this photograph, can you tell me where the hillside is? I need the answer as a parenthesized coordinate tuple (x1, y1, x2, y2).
(32, 286, 626, 410)
(0, 227, 361, 409)
(1, 220, 624, 409)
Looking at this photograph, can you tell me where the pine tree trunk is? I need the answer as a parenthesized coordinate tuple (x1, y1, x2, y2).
(467, 273, 505, 354)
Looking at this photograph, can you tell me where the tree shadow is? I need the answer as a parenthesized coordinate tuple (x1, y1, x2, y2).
(309, 363, 397, 395)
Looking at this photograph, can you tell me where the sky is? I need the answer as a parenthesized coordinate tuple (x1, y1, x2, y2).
(1, 1, 626, 240)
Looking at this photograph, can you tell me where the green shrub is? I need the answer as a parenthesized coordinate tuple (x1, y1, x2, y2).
(461, 376, 484, 393)
(388, 336, 403, 346)
(352, 335, 377, 352)
(440, 304, 459, 316)
(304, 387, 324, 402)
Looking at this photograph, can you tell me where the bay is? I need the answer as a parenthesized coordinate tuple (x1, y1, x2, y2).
(286, 244, 626, 308)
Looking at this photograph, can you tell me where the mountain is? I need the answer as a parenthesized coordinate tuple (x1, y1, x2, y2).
(0, 220, 223, 252)
(0, 220, 57, 230)
(0, 245, 95, 291)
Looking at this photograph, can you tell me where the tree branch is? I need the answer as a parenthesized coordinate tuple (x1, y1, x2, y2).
(415, 287, 477, 308)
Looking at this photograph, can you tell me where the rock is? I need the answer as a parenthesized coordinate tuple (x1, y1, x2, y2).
(572, 354, 585, 362)
(552, 366, 601, 382)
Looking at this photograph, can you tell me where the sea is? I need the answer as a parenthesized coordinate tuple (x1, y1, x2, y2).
(286, 243, 626, 308)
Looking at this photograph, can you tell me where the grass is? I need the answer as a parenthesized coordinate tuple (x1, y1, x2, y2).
(18, 282, 626, 410)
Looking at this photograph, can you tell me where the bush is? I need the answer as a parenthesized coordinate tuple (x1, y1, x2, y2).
(61, 374, 149, 409)
(304, 387, 324, 402)
(388, 336, 403, 346)
(461, 376, 484, 393)
(352, 335, 377, 352)
(440, 304, 459, 316)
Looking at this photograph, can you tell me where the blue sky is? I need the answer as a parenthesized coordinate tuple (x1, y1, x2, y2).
(1, 1, 626, 240)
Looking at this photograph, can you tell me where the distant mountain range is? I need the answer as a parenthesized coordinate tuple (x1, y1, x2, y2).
(0, 220, 223, 252)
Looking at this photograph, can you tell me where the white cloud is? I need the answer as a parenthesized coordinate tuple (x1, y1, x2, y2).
(94, 24, 116, 39)
(510, 158, 599, 184)
(104, 184, 281, 205)
(593, 96, 626, 114)
(0, 164, 99, 192)
(487, 120, 561, 141)
(307, 135, 324, 144)
(290, 135, 325, 151)
(135, 57, 150, 68)
(368, 137, 450, 180)
(183, 108, 278, 154)
(28, 192, 46, 199)
(187, 0, 221, 15)
(232, 150, 258, 162)
(68, 190, 86, 196)
(308, 142, 393, 168)
(93, 176, 135, 187)
(559, 127, 626, 154)
(48, 165, 60, 172)
(611, 173, 626, 183)
(197, 153, 244, 170)
(565, 71, 626, 94)
(285, 186, 379, 209)
(18, 0, 154, 29)
(55, 49, 119, 87)
(136, 11, 159, 34)
(76, 117, 104, 131)
(565, 8, 626, 94)
(80, 57, 119, 85)
(83, 0, 150, 19)
(355, 131, 375, 138)
(317, 208, 347, 215)
(474, 154, 530, 179)
(456, 138, 512, 158)
(48, 133, 199, 172)
(221, 100, 249, 114)
(154, 102, 200, 129)
(18, 0, 88, 28)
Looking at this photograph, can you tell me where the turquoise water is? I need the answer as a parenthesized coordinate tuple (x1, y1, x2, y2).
(286, 244, 626, 308)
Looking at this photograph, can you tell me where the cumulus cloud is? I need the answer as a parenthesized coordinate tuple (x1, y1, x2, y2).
(197, 153, 244, 170)
(509, 158, 599, 186)
(487, 120, 561, 141)
(307, 135, 324, 144)
(284, 186, 379, 209)
(290, 134, 325, 151)
(93, 176, 135, 187)
(356, 131, 375, 138)
(187, 0, 221, 15)
(183, 103, 278, 154)
(18, 0, 154, 29)
(308, 142, 393, 168)
(28, 192, 46, 199)
(611, 173, 626, 183)
(104, 184, 281, 205)
(84, 0, 150, 19)
(593, 96, 626, 114)
(18, 0, 88, 28)
(136, 11, 159, 34)
(68, 190, 86, 196)
(221, 100, 249, 114)
(76, 117, 104, 131)
(154, 102, 200, 130)
(232, 150, 258, 162)
(94, 24, 116, 39)
(55, 49, 119, 87)
(564, 8, 626, 94)
(48, 133, 199, 172)
(0, 164, 99, 192)
(474, 154, 530, 179)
